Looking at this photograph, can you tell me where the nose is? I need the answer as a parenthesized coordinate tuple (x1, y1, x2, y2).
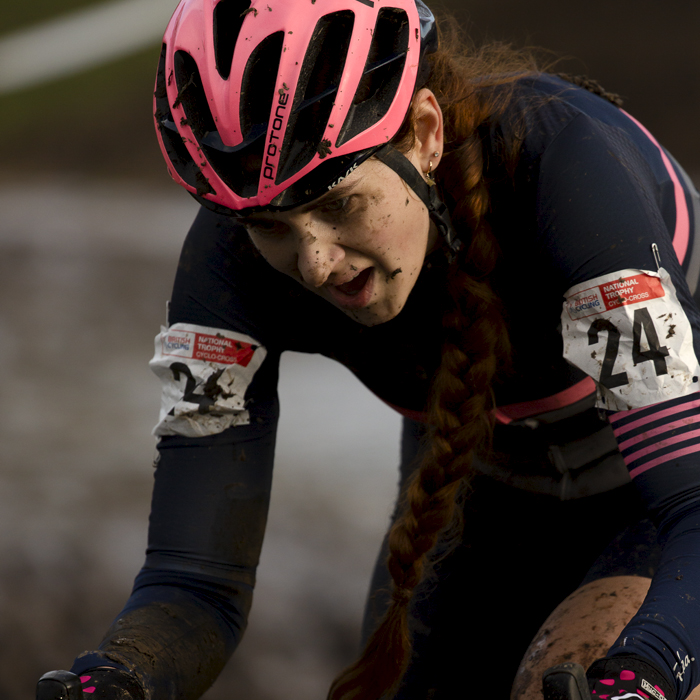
(295, 226, 345, 288)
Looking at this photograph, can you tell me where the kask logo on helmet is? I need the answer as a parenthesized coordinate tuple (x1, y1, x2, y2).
(328, 162, 360, 191)
(263, 91, 290, 181)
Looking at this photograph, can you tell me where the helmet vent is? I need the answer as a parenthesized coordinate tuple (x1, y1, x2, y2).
(174, 50, 217, 140)
(154, 45, 215, 196)
(240, 31, 285, 138)
(213, 0, 251, 80)
(276, 11, 354, 184)
(336, 8, 409, 148)
(175, 49, 268, 198)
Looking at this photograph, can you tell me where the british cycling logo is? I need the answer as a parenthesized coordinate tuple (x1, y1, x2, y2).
(163, 331, 194, 356)
(568, 292, 602, 317)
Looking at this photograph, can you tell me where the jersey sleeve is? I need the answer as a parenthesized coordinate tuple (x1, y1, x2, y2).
(537, 109, 700, 697)
(70, 208, 285, 698)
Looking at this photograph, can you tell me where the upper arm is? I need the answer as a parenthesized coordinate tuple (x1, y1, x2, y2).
(150, 207, 284, 439)
(534, 111, 700, 522)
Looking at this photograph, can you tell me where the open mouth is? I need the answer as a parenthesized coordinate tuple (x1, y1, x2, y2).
(326, 267, 375, 309)
(335, 267, 373, 296)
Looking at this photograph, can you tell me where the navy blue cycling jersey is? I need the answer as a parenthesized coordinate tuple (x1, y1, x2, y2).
(72, 75, 700, 699)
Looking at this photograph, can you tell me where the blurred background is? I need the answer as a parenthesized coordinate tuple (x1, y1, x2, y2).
(1, 1, 698, 698)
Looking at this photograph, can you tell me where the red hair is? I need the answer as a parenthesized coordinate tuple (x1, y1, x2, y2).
(327, 19, 625, 699)
(327, 23, 532, 700)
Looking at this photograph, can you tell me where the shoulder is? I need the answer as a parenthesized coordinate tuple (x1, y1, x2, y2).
(487, 74, 628, 162)
(496, 74, 668, 179)
(169, 206, 346, 352)
(177, 206, 264, 279)
(169, 207, 298, 344)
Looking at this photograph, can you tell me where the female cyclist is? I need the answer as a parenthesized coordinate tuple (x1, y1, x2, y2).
(37, 0, 700, 699)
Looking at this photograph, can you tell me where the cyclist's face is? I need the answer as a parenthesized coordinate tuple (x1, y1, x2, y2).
(241, 155, 438, 326)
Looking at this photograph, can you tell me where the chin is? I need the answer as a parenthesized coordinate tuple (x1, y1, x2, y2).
(340, 299, 405, 327)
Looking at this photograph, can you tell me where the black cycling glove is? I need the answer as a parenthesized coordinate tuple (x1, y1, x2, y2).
(587, 655, 676, 700)
(37, 668, 144, 700)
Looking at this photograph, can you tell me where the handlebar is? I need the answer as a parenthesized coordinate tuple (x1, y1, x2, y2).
(36, 671, 83, 700)
(542, 662, 592, 700)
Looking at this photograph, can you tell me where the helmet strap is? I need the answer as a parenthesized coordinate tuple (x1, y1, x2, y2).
(374, 145, 462, 258)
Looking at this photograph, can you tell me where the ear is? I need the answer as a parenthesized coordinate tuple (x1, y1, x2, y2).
(411, 88, 444, 173)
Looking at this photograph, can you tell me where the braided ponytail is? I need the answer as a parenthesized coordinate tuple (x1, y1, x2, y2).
(328, 254, 509, 700)
(327, 28, 526, 700)
(326, 19, 629, 697)
(555, 73, 624, 107)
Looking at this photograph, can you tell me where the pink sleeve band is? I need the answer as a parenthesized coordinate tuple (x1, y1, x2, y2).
(629, 443, 700, 478)
(609, 397, 700, 435)
(617, 414, 700, 450)
(623, 426, 700, 464)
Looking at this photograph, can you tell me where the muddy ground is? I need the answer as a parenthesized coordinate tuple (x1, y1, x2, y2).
(0, 178, 401, 700)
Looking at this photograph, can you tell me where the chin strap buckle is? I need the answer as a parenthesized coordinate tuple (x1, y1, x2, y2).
(427, 183, 461, 258)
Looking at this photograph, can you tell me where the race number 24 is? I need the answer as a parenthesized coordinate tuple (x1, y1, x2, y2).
(588, 307, 670, 389)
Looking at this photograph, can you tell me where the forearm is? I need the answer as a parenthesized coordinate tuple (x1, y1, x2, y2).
(68, 420, 277, 698)
(607, 504, 700, 698)
(72, 588, 232, 700)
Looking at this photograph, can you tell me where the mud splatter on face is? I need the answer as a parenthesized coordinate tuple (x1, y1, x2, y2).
(245, 155, 435, 326)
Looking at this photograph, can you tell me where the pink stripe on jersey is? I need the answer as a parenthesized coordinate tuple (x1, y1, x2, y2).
(617, 414, 700, 450)
(624, 426, 700, 463)
(622, 110, 690, 264)
(387, 377, 597, 425)
(630, 442, 700, 477)
(608, 404, 648, 424)
(609, 397, 700, 436)
(389, 378, 597, 425)
(494, 377, 595, 422)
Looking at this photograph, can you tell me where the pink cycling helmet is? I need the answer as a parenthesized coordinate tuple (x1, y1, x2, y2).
(154, 0, 437, 214)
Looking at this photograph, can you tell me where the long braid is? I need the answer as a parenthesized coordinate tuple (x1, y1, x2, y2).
(555, 73, 624, 107)
(327, 23, 627, 700)
(328, 26, 526, 700)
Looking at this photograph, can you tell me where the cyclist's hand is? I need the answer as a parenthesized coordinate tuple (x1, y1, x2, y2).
(37, 668, 144, 700)
(543, 656, 675, 700)
(587, 656, 676, 700)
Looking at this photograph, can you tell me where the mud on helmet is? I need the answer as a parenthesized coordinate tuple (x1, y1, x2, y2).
(154, 0, 439, 216)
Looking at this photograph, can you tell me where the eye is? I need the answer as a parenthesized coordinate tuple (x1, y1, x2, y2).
(319, 197, 351, 215)
(242, 218, 283, 234)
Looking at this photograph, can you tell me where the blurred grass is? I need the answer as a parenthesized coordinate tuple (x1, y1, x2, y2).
(0, 0, 102, 34)
(0, 45, 167, 182)
(0, 0, 168, 183)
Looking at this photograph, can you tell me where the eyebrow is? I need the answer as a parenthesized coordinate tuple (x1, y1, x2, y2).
(241, 178, 361, 223)
(300, 178, 361, 212)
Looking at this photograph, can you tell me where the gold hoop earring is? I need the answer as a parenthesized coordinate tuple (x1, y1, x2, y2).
(425, 161, 436, 185)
